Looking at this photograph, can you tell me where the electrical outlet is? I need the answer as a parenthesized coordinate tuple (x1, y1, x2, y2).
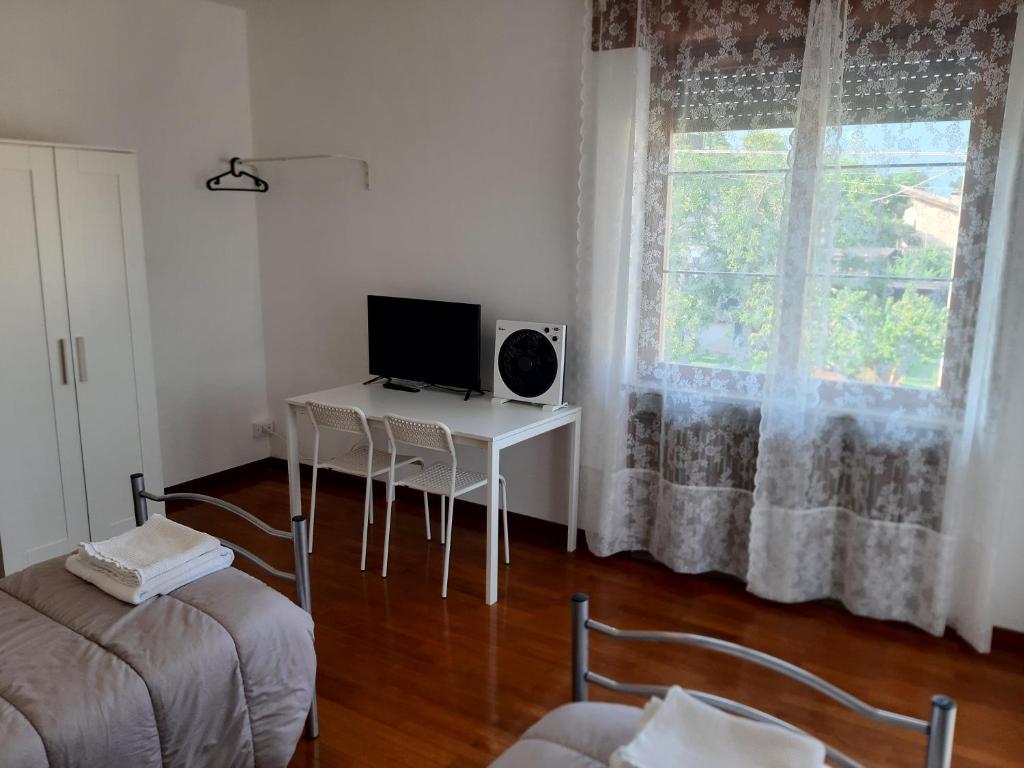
(252, 419, 275, 439)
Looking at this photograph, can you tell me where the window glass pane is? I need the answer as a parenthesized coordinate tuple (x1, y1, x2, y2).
(662, 273, 774, 372)
(829, 122, 966, 274)
(671, 129, 794, 172)
(820, 119, 966, 389)
(821, 279, 951, 388)
(663, 130, 788, 368)
(667, 131, 790, 275)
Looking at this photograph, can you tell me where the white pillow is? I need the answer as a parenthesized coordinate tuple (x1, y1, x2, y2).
(609, 686, 826, 768)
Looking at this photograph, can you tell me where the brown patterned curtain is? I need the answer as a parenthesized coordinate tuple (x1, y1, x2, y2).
(578, 0, 1020, 649)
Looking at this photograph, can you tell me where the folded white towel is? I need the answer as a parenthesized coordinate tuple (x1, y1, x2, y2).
(79, 514, 221, 587)
(610, 686, 826, 768)
(66, 546, 234, 604)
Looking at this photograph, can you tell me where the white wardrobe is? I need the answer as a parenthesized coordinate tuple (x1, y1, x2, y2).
(0, 140, 162, 575)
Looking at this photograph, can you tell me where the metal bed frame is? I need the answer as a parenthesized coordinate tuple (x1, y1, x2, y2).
(129, 472, 319, 740)
(570, 594, 955, 768)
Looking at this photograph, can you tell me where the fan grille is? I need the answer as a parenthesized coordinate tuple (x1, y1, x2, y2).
(497, 329, 558, 398)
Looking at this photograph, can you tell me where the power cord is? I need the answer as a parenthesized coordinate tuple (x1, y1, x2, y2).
(416, 381, 490, 397)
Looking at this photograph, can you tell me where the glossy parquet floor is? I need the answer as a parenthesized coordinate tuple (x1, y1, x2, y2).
(167, 460, 1023, 767)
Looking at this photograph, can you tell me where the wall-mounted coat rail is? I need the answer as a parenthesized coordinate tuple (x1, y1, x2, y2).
(205, 153, 371, 192)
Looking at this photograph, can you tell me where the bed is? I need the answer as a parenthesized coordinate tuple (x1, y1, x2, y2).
(491, 594, 957, 768)
(0, 473, 317, 768)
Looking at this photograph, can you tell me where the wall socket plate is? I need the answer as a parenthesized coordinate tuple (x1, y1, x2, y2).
(252, 419, 275, 438)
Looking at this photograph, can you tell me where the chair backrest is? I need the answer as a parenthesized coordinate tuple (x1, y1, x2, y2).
(383, 414, 455, 457)
(306, 401, 371, 441)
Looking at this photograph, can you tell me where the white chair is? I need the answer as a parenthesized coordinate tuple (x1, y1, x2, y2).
(381, 413, 509, 598)
(306, 401, 430, 569)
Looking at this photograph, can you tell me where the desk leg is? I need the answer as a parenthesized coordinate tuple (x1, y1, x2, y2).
(485, 442, 500, 604)
(287, 404, 302, 523)
(567, 412, 580, 552)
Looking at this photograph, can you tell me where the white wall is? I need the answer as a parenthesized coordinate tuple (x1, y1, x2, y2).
(0, 0, 270, 484)
(241, 0, 584, 521)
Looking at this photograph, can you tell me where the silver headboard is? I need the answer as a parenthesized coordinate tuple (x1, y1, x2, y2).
(570, 593, 955, 768)
(129, 473, 312, 613)
(129, 472, 318, 739)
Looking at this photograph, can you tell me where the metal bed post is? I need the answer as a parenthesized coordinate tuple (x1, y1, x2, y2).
(925, 696, 956, 768)
(290, 516, 313, 614)
(572, 593, 589, 703)
(130, 472, 149, 525)
(290, 515, 319, 740)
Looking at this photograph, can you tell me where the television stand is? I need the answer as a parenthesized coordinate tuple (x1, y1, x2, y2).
(382, 380, 420, 393)
(363, 375, 386, 385)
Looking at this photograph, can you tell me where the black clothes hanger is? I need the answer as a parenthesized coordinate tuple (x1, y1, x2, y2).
(205, 157, 269, 192)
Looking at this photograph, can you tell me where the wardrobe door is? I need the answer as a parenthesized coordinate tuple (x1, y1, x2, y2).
(0, 144, 89, 574)
(55, 148, 162, 541)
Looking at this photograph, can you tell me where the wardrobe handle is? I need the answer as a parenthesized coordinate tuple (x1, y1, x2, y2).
(74, 336, 88, 382)
(57, 338, 70, 385)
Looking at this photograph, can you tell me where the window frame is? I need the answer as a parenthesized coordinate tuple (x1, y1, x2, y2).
(644, 84, 977, 415)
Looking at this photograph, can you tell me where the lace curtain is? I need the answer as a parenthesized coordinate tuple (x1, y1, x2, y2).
(577, 0, 1022, 649)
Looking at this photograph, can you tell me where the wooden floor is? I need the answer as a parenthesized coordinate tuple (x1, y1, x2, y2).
(167, 459, 1023, 768)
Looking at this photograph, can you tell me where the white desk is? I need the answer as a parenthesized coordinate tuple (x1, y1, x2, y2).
(285, 382, 582, 604)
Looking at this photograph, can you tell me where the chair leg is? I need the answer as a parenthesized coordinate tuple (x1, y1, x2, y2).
(360, 475, 372, 571)
(441, 497, 456, 598)
(382, 487, 395, 578)
(440, 495, 447, 545)
(501, 478, 510, 565)
(308, 464, 319, 554)
(423, 492, 431, 540)
(368, 480, 375, 525)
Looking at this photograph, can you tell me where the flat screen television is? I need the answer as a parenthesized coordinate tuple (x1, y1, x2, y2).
(367, 295, 482, 394)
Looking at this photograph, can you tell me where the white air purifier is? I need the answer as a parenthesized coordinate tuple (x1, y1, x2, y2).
(492, 320, 567, 409)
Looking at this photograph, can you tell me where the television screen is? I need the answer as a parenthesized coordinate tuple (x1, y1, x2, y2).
(367, 295, 482, 391)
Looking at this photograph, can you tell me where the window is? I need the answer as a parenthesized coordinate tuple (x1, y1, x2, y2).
(659, 54, 973, 392)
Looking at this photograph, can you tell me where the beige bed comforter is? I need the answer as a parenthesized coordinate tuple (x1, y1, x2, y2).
(0, 556, 316, 768)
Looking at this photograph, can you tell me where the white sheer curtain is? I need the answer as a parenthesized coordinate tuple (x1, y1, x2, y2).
(947, 8, 1024, 649)
(577, 0, 1022, 649)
